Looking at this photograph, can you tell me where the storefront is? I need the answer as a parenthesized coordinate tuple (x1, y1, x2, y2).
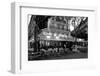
(28, 16, 88, 60)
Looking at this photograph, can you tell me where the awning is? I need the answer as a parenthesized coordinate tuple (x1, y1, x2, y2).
(38, 28, 75, 42)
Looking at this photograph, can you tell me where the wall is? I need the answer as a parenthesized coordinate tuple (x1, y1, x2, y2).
(0, 0, 100, 76)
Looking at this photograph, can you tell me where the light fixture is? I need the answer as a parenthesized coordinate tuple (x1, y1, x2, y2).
(55, 36, 59, 40)
(46, 35, 51, 39)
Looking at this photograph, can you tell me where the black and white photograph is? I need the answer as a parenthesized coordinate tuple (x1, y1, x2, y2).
(10, 2, 98, 74)
(28, 15, 88, 61)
